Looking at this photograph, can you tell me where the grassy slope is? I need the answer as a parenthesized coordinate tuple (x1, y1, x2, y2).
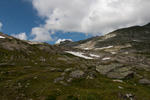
(0, 49, 150, 100)
(0, 29, 150, 100)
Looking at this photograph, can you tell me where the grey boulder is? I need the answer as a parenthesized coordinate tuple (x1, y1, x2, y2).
(139, 78, 150, 85)
(70, 70, 85, 78)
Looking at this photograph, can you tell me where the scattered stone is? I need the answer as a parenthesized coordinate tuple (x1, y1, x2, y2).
(67, 78, 73, 83)
(1, 71, 5, 74)
(18, 83, 22, 88)
(50, 68, 57, 72)
(33, 76, 38, 79)
(70, 70, 84, 78)
(107, 70, 134, 79)
(57, 57, 68, 61)
(40, 57, 46, 62)
(134, 84, 136, 86)
(118, 93, 135, 100)
(57, 68, 63, 72)
(24, 66, 32, 69)
(50, 67, 63, 72)
(80, 64, 88, 69)
(96, 63, 123, 75)
(102, 57, 111, 61)
(20, 93, 26, 97)
(54, 76, 64, 83)
(125, 93, 134, 99)
(118, 86, 123, 89)
(86, 71, 97, 79)
(139, 78, 150, 85)
(0, 63, 14, 66)
(111, 52, 117, 54)
(25, 83, 30, 88)
(113, 80, 123, 83)
(107, 67, 134, 79)
(135, 73, 143, 78)
(86, 75, 94, 80)
(136, 64, 150, 71)
(27, 83, 30, 86)
(64, 68, 73, 73)
(60, 81, 68, 86)
(61, 72, 66, 76)
(124, 52, 129, 55)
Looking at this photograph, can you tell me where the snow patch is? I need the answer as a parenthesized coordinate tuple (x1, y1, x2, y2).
(102, 57, 111, 61)
(84, 48, 91, 50)
(96, 46, 113, 50)
(65, 51, 93, 59)
(55, 39, 72, 44)
(27, 41, 43, 45)
(0, 36, 5, 39)
(89, 54, 100, 58)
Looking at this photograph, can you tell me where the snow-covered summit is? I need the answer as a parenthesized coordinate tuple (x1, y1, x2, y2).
(55, 39, 72, 44)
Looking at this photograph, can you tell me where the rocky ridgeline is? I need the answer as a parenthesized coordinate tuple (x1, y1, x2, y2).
(1, 23, 150, 100)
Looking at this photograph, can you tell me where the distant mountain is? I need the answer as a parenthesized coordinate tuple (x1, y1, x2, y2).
(0, 23, 150, 100)
(66, 23, 150, 51)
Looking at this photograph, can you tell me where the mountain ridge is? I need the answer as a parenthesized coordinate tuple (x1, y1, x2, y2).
(0, 23, 150, 100)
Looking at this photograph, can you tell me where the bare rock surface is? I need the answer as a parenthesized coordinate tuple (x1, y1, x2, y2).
(139, 78, 150, 85)
(70, 70, 85, 78)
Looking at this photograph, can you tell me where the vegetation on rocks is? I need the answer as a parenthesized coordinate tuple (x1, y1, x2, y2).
(0, 23, 150, 100)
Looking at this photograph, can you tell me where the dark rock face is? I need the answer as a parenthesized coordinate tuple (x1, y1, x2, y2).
(107, 70, 134, 79)
(96, 63, 134, 79)
(96, 63, 123, 75)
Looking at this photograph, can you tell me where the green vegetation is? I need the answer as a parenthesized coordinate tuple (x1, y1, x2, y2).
(0, 52, 150, 100)
(0, 23, 150, 100)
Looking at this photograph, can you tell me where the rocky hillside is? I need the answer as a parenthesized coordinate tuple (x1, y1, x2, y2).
(0, 23, 150, 100)
(62, 23, 150, 51)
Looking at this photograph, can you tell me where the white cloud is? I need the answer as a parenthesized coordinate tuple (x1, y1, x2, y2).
(31, 0, 150, 41)
(12, 32, 27, 40)
(0, 22, 3, 30)
(31, 27, 52, 42)
(55, 38, 72, 44)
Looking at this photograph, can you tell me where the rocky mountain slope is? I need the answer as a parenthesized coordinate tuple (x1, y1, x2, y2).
(0, 23, 150, 100)
(63, 23, 150, 50)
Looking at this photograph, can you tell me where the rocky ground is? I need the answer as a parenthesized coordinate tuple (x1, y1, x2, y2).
(0, 23, 150, 100)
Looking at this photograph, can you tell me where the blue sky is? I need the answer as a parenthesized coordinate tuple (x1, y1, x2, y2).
(0, 0, 92, 44)
(0, 0, 40, 37)
(0, 0, 150, 44)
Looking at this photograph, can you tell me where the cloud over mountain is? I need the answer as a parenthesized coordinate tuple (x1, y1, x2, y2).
(31, 0, 150, 41)
(12, 32, 27, 40)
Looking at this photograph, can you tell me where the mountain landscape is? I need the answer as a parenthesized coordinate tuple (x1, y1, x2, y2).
(0, 23, 150, 100)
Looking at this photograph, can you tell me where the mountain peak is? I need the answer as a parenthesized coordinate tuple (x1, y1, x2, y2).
(144, 22, 150, 27)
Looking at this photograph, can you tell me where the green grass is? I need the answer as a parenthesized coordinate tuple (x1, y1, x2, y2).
(1, 62, 150, 100)
(0, 47, 150, 100)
